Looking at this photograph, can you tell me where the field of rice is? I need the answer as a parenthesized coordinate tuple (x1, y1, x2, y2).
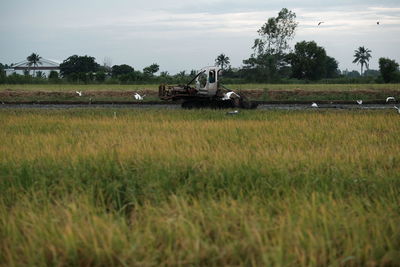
(1, 108, 400, 266)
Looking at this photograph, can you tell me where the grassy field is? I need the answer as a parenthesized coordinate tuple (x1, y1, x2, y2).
(1, 109, 400, 266)
(2, 83, 400, 92)
(2, 83, 400, 103)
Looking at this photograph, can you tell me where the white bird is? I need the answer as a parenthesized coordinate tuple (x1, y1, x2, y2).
(226, 110, 239, 115)
(76, 91, 82, 97)
(134, 93, 145, 100)
(386, 96, 395, 102)
(222, 91, 240, 101)
(394, 106, 400, 114)
(311, 102, 318, 108)
(356, 100, 363, 105)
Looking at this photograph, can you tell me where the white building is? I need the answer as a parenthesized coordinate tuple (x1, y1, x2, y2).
(6, 58, 60, 77)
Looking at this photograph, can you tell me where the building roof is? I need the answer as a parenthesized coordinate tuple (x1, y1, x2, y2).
(11, 58, 60, 70)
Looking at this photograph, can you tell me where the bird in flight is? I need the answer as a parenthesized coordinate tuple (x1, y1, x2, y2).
(311, 102, 318, 108)
(134, 93, 145, 100)
(377, 21, 380, 25)
(356, 100, 363, 105)
(318, 22, 324, 26)
(386, 96, 395, 102)
(222, 91, 240, 101)
(76, 91, 82, 97)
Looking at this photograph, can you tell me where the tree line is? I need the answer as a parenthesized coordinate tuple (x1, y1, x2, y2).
(1, 8, 399, 84)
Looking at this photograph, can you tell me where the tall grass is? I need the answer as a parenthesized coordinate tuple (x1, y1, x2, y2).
(1, 109, 399, 266)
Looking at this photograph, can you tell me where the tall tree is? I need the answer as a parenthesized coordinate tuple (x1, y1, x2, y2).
(60, 55, 100, 80)
(352, 46, 372, 75)
(379, 57, 399, 83)
(325, 56, 340, 78)
(252, 8, 298, 56)
(215, 53, 230, 70)
(243, 8, 298, 82)
(287, 41, 335, 80)
(27, 53, 42, 77)
(143, 63, 159, 76)
(111, 64, 134, 78)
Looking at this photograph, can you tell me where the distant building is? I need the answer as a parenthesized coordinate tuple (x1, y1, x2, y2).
(6, 58, 60, 77)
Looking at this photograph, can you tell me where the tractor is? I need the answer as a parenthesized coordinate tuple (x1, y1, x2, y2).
(159, 66, 257, 109)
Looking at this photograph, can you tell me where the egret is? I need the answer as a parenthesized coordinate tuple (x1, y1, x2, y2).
(222, 91, 240, 101)
(356, 100, 363, 105)
(226, 110, 239, 115)
(311, 102, 318, 108)
(134, 93, 145, 100)
(394, 106, 400, 114)
(386, 96, 395, 102)
(76, 91, 82, 97)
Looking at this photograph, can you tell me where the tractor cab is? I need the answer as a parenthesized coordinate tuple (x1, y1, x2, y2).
(194, 66, 222, 97)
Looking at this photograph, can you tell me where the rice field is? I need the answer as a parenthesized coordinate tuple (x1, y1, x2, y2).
(1, 108, 400, 266)
(2, 83, 400, 92)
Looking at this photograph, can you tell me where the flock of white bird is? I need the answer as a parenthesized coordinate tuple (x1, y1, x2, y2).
(311, 96, 398, 113)
(73, 90, 398, 114)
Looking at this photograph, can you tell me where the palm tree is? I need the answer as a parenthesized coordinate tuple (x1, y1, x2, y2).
(215, 53, 230, 70)
(27, 53, 42, 76)
(352, 47, 371, 75)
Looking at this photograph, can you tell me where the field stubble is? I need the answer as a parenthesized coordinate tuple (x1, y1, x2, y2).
(0, 109, 399, 266)
(2, 84, 400, 103)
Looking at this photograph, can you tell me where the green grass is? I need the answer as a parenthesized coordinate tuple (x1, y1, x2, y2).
(2, 83, 400, 92)
(1, 109, 399, 266)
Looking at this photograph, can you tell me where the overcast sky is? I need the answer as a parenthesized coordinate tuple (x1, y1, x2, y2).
(1, 0, 399, 74)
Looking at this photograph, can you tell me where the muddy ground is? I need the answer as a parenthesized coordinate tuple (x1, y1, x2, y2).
(1, 89, 400, 103)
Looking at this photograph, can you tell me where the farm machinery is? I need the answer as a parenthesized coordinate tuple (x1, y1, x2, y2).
(159, 66, 258, 109)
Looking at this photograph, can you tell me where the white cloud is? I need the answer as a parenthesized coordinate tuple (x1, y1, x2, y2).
(0, 1, 399, 73)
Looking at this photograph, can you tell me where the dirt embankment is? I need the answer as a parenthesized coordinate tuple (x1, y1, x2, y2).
(1, 89, 400, 102)
(0, 89, 157, 98)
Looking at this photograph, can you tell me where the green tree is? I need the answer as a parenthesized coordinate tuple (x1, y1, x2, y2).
(96, 71, 106, 82)
(325, 56, 340, 78)
(243, 8, 297, 82)
(35, 71, 45, 78)
(111, 64, 134, 78)
(27, 53, 42, 77)
(379, 57, 399, 83)
(160, 71, 169, 77)
(287, 41, 333, 80)
(242, 54, 280, 82)
(0, 63, 5, 82)
(252, 8, 298, 56)
(59, 55, 100, 80)
(48, 71, 59, 82)
(48, 71, 59, 79)
(352, 46, 372, 75)
(215, 54, 230, 70)
(143, 63, 159, 76)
